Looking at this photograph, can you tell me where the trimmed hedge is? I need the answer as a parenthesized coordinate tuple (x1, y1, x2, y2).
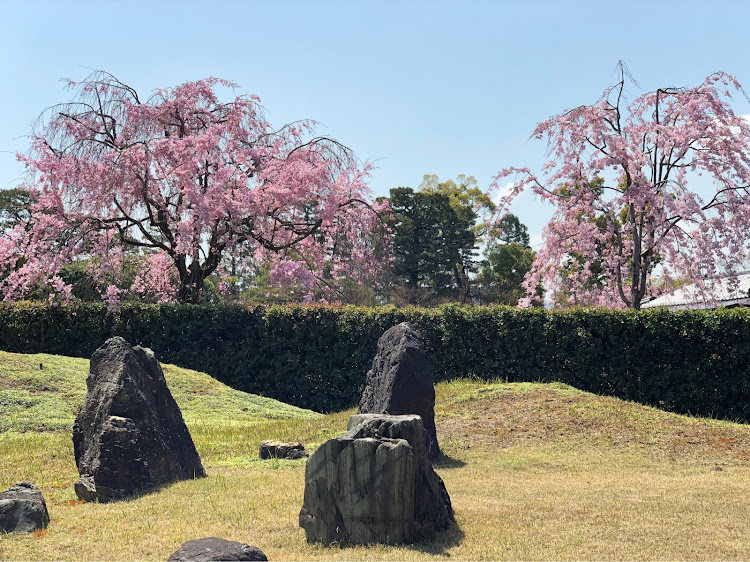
(0, 302, 749, 421)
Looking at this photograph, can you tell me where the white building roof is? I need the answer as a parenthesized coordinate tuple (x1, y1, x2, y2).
(642, 271, 750, 310)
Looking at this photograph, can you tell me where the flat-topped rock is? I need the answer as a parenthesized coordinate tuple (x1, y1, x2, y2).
(259, 440, 308, 460)
(346, 414, 453, 531)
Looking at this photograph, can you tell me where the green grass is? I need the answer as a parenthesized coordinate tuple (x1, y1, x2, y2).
(1, 351, 750, 560)
(0, 350, 319, 434)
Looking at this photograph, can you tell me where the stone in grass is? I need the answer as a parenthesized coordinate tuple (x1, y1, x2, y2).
(299, 414, 453, 546)
(0, 482, 50, 534)
(259, 440, 309, 460)
(300, 432, 414, 545)
(347, 414, 453, 530)
(73, 336, 206, 502)
(358, 322, 441, 460)
(167, 537, 268, 561)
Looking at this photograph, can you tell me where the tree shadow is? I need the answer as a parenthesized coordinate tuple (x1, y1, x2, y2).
(432, 452, 466, 469)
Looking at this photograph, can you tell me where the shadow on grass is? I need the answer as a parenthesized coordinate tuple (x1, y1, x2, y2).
(314, 522, 465, 556)
(407, 521, 465, 556)
(76, 473, 204, 504)
(433, 452, 466, 469)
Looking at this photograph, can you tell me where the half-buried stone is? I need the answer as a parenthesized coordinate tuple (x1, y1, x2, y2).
(73, 337, 206, 502)
(167, 537, 267, 561)
(259, 440, 309, 460)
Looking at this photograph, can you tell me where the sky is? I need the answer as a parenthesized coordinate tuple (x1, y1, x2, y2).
(3, 0, 750, 250)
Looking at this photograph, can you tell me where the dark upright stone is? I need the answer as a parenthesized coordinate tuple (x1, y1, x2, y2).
(358, 323, 440, 459)
(73, 337, 205, 502)
(299, 414, 453, 546)
(347, 414, 453, 531)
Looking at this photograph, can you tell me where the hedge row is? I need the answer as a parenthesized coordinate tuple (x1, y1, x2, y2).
(1, 302, 749, 421)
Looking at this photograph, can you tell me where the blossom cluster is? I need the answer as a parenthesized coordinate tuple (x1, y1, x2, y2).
(491, 71, 750, 309)
(3, 72, 387, 304)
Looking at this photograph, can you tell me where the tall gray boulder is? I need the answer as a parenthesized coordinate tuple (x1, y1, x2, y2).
(299, 414, 453, 545)
(73, 337, 206, 502)
(359, 323, 440, 459)
(0, 482, 50, 534)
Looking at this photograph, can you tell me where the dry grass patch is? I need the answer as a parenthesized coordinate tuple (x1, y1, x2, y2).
(1, 355, 750, 560)
(440, 444, 749, 560)
(433, 380, 750, 560)
(437, 379, 750, 462)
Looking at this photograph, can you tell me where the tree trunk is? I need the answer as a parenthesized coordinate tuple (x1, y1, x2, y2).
(453, 263, 472, 304)
(177, 262, 207, 304)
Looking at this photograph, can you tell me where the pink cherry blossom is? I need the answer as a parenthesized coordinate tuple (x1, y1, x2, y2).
(491, 66, 750, 309)
(4, 71, 387, 304)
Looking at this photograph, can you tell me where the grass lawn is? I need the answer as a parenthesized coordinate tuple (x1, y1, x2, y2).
(0, 350, 749, 560)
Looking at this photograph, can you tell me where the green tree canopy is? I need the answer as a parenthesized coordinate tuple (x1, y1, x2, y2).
(0, 188, 32, 232)
(476, 213, 537, 305)
(387, 184, 477, 305)
(418, 174, 495, 235)
(491, 213, 530, 246)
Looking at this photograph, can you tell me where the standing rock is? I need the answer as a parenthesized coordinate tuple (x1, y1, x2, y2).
(259, 440, 308, 460)
(347, 414, 453, 530)
(0, 482, 50, 534)
(359, 323, 440, 459)
(73, 337, 206, 502)
(299, 414, 453, 546)
(167, 537, 267, 561)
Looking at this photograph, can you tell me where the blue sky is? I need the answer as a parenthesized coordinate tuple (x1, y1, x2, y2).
(3, 0, 750, 248)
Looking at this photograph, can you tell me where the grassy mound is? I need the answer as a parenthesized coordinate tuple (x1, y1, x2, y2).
(0, 350, 319, 433)
(1, 352, 749, 560)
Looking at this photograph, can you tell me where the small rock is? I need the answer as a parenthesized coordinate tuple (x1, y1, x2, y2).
(259, 441, 309, 460)
(73, 475, 97, 502)
(0, 482, 50, 534)
(167, 537, 267, 561)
